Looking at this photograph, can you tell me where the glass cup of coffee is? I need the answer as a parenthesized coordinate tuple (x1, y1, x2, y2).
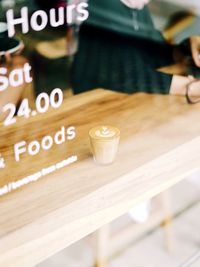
(89, 125, 120, 165)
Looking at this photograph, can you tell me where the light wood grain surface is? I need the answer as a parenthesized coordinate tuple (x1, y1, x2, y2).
(1, 89, 200, 267)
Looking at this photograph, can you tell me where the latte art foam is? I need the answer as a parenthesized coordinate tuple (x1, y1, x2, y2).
(89, 126, 120, 140)
(95, 127, 116, 138)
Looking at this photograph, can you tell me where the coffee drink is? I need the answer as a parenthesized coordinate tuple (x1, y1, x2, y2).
(89, 125, 120, 165)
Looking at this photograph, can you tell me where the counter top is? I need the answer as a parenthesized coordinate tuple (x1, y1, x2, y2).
(1, 89, 200, 267)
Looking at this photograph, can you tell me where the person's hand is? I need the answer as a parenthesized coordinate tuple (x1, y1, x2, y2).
(120, 0, 150, 10)
(190, 36, 200, 68)
(169, 75, 195, 96)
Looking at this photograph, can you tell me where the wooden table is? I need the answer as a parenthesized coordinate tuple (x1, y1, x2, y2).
(1, 89, 200, 267)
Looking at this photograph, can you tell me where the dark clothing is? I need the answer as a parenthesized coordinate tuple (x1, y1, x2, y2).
(72, 25, 174, 94)
(71, 2, 174, 94)
(86, 3, 165, 44)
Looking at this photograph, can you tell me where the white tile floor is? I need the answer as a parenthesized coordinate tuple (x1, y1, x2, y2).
(37, 176, 200, 267)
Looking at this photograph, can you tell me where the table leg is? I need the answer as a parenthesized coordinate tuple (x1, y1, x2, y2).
(160, 190, 174, 252)
(94, 224, 110, 267)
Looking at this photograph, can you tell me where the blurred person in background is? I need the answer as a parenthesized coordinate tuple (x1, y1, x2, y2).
(71, 0, 200, 97)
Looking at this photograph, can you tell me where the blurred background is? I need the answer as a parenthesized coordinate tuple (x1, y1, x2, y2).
(0, 1, 200, 266)
(0, 0, 200, 99)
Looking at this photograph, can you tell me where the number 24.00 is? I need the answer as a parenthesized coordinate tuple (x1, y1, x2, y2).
(2, 88, 63, 126)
